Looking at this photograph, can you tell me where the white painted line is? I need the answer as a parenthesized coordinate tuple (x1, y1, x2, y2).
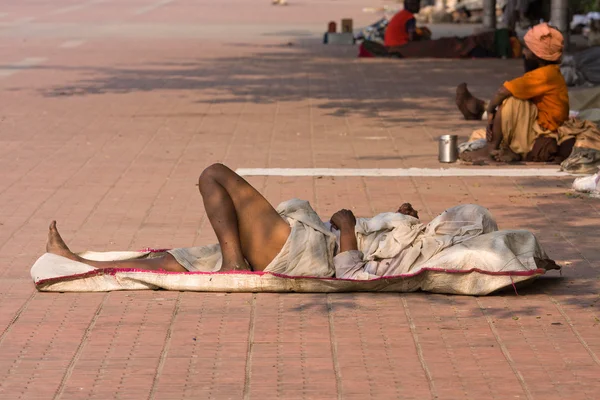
(59, 39, 86, 48)
(51, 0, 106, 15)
(0, 57, 47, 79)
(235, 168, 576, 177)
(134, 0, 173, 15)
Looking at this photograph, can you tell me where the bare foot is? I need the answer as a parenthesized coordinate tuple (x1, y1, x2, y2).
(491, 148, 522, 163)
(220, 258, 251, 272)
(46, 221, 79, 261)
(459, 146, 493, 163)
(456, 83, 486, 121)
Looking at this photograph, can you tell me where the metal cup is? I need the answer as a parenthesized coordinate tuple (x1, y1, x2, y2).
(438, 135, 458, 163)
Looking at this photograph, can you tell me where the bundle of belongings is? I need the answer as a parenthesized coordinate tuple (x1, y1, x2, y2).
(357, 0, 522, 59)
(572, 172, 600, 197)
(570, 12, 600, 44)
(560, 46, 600, 87)
(32, 202, 560, 296)
(561, 86, 600, 174)
(455, 22, 600, 173)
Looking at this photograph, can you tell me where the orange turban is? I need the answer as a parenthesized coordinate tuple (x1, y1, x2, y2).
(524, 23, 564, 62)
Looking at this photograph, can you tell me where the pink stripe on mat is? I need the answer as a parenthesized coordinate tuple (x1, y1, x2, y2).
(34, 266, 546, 287)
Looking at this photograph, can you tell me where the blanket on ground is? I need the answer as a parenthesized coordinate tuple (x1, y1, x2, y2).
(29, 240, 556, 295)
(31, 203, 558, 295)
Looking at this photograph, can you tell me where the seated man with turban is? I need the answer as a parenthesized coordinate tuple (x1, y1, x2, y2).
(457, 23, 573, 163)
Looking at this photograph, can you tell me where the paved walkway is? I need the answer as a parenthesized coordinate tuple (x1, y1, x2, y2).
(1, 1, 599, 399)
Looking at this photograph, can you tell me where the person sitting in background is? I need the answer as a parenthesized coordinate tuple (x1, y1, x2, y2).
(359, 0, 430, 57)
(358, 0, 517, 59)
(457, 23, 573, 163)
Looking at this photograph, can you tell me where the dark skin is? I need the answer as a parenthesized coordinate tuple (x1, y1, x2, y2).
(47, 163, 292, 272)
(47, 163, 420, 272)
(330, 203, 419, 254)
(404, 0, 422, 42)
(459, 47, 555, 163)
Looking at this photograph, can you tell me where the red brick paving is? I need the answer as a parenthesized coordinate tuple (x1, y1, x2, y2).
(1, 0, 599, 399)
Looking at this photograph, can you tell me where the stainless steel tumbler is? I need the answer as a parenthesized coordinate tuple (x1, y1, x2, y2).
(439, 135, 458, 163)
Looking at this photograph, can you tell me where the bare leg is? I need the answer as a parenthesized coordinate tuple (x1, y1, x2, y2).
(489, 106, 504, 151)
(46, 164, 291, 273)
(198, 163, 290, 271)
(456, 83, 486, 121)
(46, 221, 187, 271)
(488, 106, 521, 162)
(459, 105, 508, 163)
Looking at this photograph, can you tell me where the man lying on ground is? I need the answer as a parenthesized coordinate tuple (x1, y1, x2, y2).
(46, 164, 558, 278)
(457, 23, 574, 163)
(359, 0, 519, 59)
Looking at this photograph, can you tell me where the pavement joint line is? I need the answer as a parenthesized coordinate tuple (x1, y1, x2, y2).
(126, 116, 200, 250)
(400, 294, 437, 398)
(133, 0, 174, 16)
(0, 291, 36, 347)
(509, 177, 595, 268)
(326, 294, 343, 400)
(0, 108, 149, 258)
(242, 294, 256, 400)
(235, 168, 576, 177)
(59, 39, 86, 48)
(148, 293, 182, 400)
(0, 57, 47, 79)
(476, 297, 533, 400)
(53, 294, 108, 400)
(547, 295, 600, 367)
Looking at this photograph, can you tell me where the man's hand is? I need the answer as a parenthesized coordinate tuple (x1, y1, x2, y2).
(397, 203, 419, 219)
(331, 209, 359, 253)
(330, 209, 356, 231)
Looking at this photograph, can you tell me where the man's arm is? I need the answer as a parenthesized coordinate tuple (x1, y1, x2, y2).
(486, 85, 513, 115)
(330, 209, 382, 280)
(485, 85, 513, 137)
(330, 209, 358, 253)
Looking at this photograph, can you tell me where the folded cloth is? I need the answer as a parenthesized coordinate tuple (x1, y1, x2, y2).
(561, 146, 600, 174)
(500, 97, 600, 156)
(334, 230, 556, 283)
(334, 204, 510, 280)
(168, 198, 337, 277)
(459, 138, 487, 153)
(568, 118, 600, 152)
(572, 172, 600, 195)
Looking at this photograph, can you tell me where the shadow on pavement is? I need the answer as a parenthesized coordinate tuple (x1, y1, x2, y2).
(21, 40, 523, 124)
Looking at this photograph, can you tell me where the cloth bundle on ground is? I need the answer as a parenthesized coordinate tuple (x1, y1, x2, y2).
(572, 172, 600, 197)
(31, 201, 559, 295)
(569, 86, 600, 125)
(561, 87, 600, 174)
(561, 47, 600, 87)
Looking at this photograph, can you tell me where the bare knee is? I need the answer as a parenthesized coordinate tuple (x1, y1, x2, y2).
(198, 163, 230, 193)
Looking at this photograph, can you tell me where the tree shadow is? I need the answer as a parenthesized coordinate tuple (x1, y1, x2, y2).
(11, 39, 523, 124)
